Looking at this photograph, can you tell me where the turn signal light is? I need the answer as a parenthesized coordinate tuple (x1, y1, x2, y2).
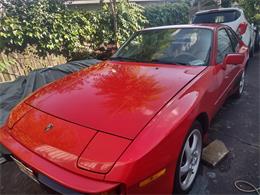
(139, 168, 166, 187)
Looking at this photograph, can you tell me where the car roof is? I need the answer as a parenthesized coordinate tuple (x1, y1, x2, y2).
(141, 24, 223, 31)
(195, 7, 243, 15)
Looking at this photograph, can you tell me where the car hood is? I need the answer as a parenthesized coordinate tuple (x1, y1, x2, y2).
(25, 61, 206, 139)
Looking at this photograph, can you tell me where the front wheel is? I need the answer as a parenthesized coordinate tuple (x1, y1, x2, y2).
(174, 121, 202, 193)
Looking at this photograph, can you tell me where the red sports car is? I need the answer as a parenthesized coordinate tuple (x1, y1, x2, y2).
(0, 24, 249, 194)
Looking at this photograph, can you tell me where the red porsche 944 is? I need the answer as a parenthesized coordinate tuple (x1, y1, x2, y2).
(0, 24, 249, 194)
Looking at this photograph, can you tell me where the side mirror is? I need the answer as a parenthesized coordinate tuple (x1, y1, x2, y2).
(237, 22, 248, 35)
(224, 53, 245, 65)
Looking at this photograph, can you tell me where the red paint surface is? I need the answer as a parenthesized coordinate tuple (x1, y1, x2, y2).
(25, 62, 205, 139)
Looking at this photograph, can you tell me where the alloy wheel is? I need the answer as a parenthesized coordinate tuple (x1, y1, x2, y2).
(239, 71, 245, 95)
(178, 129, 202, 191)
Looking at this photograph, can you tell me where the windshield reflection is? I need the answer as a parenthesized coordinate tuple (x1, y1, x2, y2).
(112, 28, 212, 66)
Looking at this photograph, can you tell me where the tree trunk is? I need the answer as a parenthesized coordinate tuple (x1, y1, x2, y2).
(198, 0, 201, 10)
(100, 0, 104, 6)
(109, 0, 118, 48)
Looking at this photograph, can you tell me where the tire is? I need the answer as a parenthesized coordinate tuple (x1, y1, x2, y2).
(255, 39, 259, 52)
(255, 44, 260, 52)
(233, 70, 245, 99)
(174, 121, 203, 194)
(249, 45, 254, 58)
(254, 32, 259, 52)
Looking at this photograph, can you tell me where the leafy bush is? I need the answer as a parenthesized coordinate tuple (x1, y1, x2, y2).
(90, 1, 147, 46)
(221, 0, 232, 8)
(0, 0, 190, 62)
(144, 2, 190, 27)
(116, 1, 148, 44)
(0, 0, 147, 60)
(238, 0, 260, 24)
(0, 0, 97, 60)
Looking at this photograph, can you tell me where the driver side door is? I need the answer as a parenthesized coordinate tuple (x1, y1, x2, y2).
(213, 28, 238, 107)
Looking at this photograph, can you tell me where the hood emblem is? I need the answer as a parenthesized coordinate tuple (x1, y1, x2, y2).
(44, 123, 54, 132)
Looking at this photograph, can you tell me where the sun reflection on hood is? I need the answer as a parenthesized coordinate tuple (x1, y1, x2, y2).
(92, 64, 164, 113)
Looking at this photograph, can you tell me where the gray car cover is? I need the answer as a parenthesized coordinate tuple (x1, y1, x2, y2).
(0, 59, 100, 127)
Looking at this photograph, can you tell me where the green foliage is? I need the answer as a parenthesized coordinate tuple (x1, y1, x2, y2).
(203, 0, 218, 7)
(221, 0, 232, 7)
(237, 0, 260, 24)
(91, 0, 147, 45)
(0, 0, 96, 59)
(0, 57, 16, 72)
(144, 2, 190, 27)
(116, 1, 148, 44)
(0, 0, 190, 62)
(0, 0, 146, 60)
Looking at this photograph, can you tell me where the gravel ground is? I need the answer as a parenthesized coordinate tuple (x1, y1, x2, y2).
(1, 52, 259, 194)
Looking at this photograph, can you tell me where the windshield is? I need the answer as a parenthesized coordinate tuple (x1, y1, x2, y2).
(193, 10, 241, 24)
(111, 28, 213, 66)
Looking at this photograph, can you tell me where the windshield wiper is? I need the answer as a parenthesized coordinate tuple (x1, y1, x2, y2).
(110, 57, 190, 66)
(110, 56, 137, 62)
(149, 59, 190, 66)
(172, 61, 190, 66)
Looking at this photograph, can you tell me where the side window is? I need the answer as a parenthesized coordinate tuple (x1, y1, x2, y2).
(217, 29, 234, 64)
(226, 28, 239, 51)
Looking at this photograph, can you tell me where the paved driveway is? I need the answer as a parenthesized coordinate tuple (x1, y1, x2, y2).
(190, 51, 260, 194)
(1, 52, 259, 194)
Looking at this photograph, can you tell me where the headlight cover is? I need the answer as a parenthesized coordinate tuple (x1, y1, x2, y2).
(7, 103, 32, 129)
(78, 132, 130, 174)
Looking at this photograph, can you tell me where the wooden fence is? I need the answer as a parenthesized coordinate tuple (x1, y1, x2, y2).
(0, 52, 66, 83)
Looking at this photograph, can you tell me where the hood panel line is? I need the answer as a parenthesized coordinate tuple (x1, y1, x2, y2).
(25, 103, 133, 141)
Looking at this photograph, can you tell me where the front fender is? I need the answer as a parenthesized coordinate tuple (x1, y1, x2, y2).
(105, 90, 203, 193)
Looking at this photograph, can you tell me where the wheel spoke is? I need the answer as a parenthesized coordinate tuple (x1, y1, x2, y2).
(185, 141, 192, 161)
(180, 162, 189, 176)
(239, 72, 245, 93)
(191, 134, 198, 153)
(183, 171, 192, 185)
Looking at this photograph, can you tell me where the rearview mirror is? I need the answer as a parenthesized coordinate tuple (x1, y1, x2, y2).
(224, 53, 245, 65)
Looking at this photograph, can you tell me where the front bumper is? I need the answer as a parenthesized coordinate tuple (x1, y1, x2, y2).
(0, 126, 119, 194)
(38, 173, 84, 194)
